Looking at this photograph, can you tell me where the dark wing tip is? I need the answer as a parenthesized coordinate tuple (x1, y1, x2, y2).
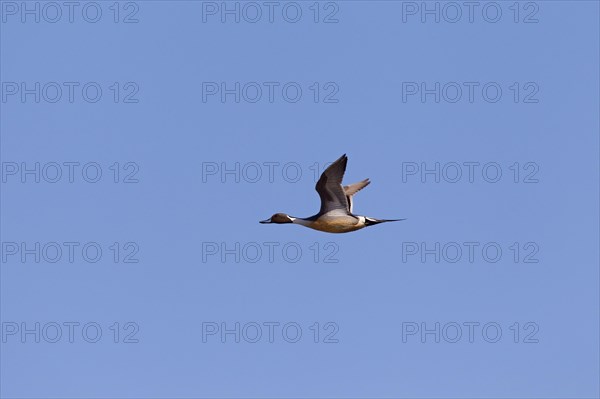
(324, 154, 348, 175)
(341, 154, 348, 168)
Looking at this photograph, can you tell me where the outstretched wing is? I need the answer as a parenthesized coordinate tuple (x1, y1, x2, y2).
(315, 154, 349, 215)
(343, 178, 370, 213)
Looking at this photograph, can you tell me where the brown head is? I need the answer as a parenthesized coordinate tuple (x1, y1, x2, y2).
(259, 213, 294, 224)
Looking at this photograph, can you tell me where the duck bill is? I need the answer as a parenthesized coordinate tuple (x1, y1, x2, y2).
(259, 218, 272, 224)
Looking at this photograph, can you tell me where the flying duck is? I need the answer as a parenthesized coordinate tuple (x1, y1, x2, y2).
(259, 154, 404, 233)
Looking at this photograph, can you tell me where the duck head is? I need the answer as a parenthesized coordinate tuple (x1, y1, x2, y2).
(259, 213, 294, 224)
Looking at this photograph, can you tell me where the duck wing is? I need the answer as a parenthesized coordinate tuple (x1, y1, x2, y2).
(315, 154, 350, 215)
(343, 178, 370, 213)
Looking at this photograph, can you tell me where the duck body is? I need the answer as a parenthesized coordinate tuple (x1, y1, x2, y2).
(292, 213, 367, 234)
(260, 154, 404, 234)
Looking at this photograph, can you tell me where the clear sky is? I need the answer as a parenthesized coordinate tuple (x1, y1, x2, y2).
(1, 1, 599, 398)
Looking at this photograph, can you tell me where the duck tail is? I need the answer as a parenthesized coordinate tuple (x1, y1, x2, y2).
(364, 217, 406, 226)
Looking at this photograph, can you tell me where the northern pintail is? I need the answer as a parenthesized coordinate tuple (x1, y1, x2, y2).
(259, 154, 405, 233)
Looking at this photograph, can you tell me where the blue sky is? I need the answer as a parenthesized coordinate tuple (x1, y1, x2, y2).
(1, 1, 599, 398)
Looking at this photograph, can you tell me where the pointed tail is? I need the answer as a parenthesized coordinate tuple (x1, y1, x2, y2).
(364, 217, 406, 226)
